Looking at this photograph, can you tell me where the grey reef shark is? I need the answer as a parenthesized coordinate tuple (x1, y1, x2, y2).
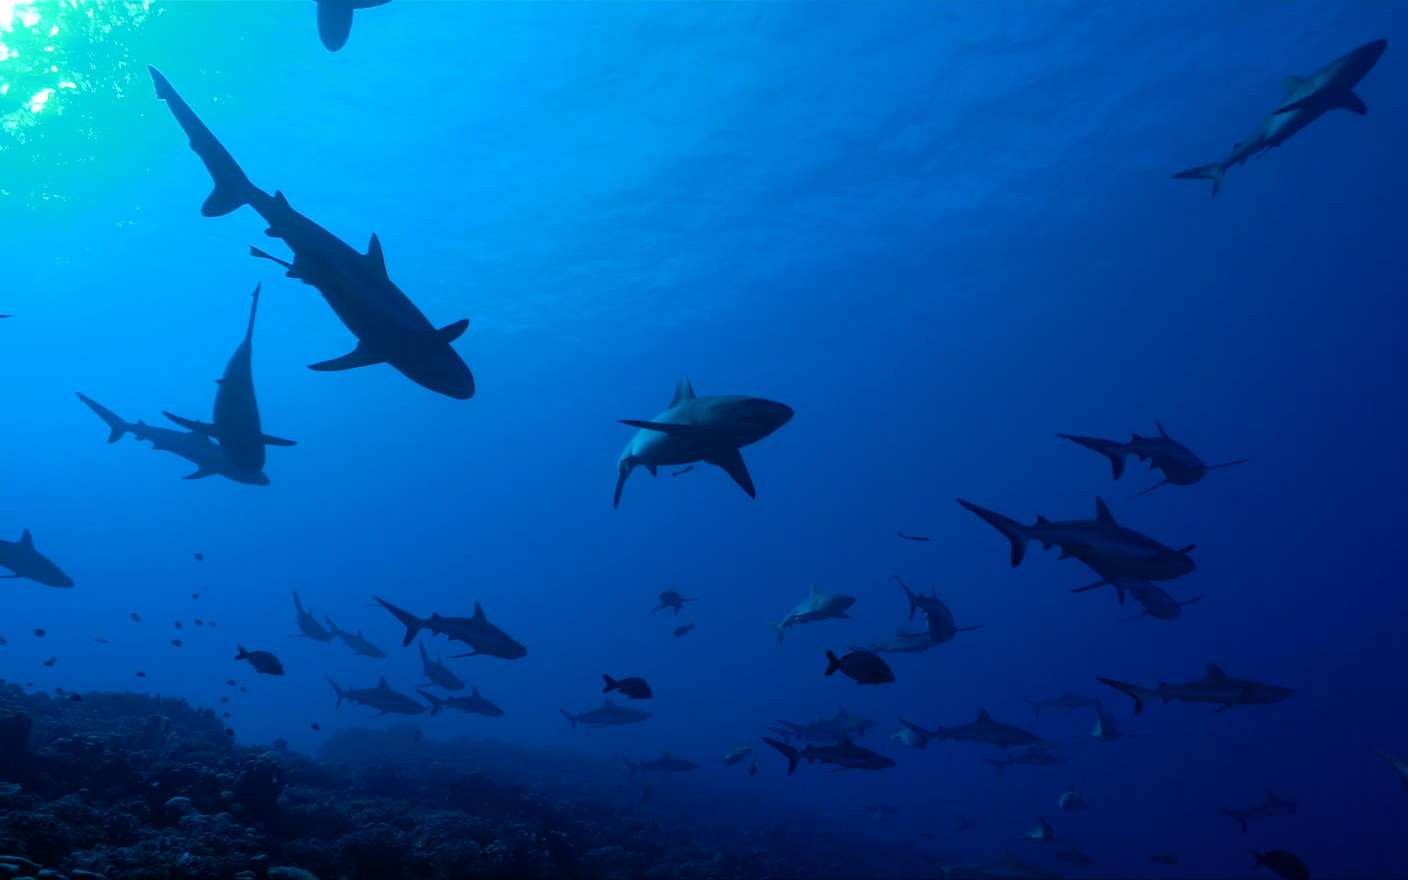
(1058, 422, 1247, 498)
(313, 0, 391, 52)
(77, 393, 270, 485)
(615, 378, 792, 508)
(0, 530, 73, 588)
(1173, 39, 1387, 196)
(147, 67, 474, 400)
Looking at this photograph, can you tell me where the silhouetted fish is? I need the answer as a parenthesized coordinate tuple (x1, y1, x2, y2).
(235, 645, 285, 676)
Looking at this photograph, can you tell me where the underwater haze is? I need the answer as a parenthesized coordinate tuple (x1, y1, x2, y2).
(2, 1, 1407, 878)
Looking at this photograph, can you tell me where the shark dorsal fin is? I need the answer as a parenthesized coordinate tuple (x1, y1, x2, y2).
(1094, 498, 1116, 524)
(1206, 662, 1228, 681)
(670, 377, 696, 407)
(366, 233, 389, 279)
(809, 585, 819, 595)
(19, 529, 33, 549)
(472, 686, 480, 697)
(1155, 420, 1170, 438)
(976, 708, 992, 722)
(273, 190, 290, 209)
(1036, 515, 1050, 524)
(1284, 75, 1308, 95)
(473, 601, 486, 621)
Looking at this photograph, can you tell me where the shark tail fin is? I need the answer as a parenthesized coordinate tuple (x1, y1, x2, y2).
(327, 676, 346, 707)
(75, 393, 132, 443)
(771, 622, 786, 644)
(1221, 809, 1250, 833)
(898, 719, 930, 750)
(602, 674, 618, 694)
(1057, 433, 1131, 480)
(763, 737, 801, 775)
(372, 595, 423, 647)
(417, 689, 442, 716)
(956, 499, 1030, 567)
(1172, 161, 1226, 198)
(559, 708, 578, 732)
(893, 575, 920, 620)
(1097, 677, 1148, 715)
(824, 650, 844, 676)
(147, 67, 260, 217)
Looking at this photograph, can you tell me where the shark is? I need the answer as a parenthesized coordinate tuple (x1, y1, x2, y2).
(925, 709, 1042, 749)
(162, 284, 294, 475)
(892, 720, 931, 750)
(419, 687, 502, 717)
(763, 735, 895, 774)
(1027, 691, 1098, 716)
(1377, 750, 1408, 791)
(418, 641, 465, 691)
(0, 530, 73, 588)
(77, 392, 269, 484)
(147, 67, 474, 400)
(560, 698, 652, 731)
(652, 589, 697, 615)
(957, 497, 1195, 587)
(722, 745, 753, 766)
(1116, 581, 1204, 622)
(619, 752, 699, 774)
(985, 744, 1066, 774)
(614, 378, 792, 508)
(1058, 787, 1086, 812)
(771, 586, 855, 643)
(328, 675, 425, 716)
(1174, 39, 1387, 196)
(313, 0, 392, 52)
(1218, 788, 1297, 833)
(1025, 817, 1055, 843)
(772, 709, 877, 744)
(855, 628, 942, 655)
(324, 615, 387, 659)
(941, 853, 1062, 880)
(290, 591, 334, 642)
(1091, 699, 1138, 742)
(1058, 423, 1247, 498)
(894, 575, 982, 642)
(1098, 663, 1295, 714)
(373, 595, 527, 659)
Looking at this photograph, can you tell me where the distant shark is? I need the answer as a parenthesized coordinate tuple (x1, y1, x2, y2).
(772, 586, 855, 643)
(922, 708, 1043, 750)
(290, 591, 334, 642)
(772, 709, 876, 744)
(373, 595, 527, 659)
(163, 284, 294, 475)
(619, 752, 699, 774)
(763, 735, 895, 774)
(313, 0, 391, 52)
(328, 675, 425, 716)
(418, 641, 465, 691)
(895, 575, 982, 643)
(1098, 663, 1294, 714)
(985, 744, 1066, 774)
(77, 392, 269, 485)
(560, 698, 652, 731)
(1058, 423, 1246, 498)
(1173, 39, 1387, 196)
(1027, 691, 1098, 716)
(419, 686, 502, 717)
(1217, 788, 1297, 833)
(324, 614, 387, 659)
(1117, 581, 1204, 623)
(614, 378, 792, 508)
(958, 497, 1195, 587)
(0, 530, 73, 588)
(147, 67, 474, 399)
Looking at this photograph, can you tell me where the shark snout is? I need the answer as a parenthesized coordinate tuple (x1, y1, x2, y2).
(1344, 39, 1388, 82)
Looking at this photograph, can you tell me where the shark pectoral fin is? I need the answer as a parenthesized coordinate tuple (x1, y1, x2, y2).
(619, 419, 700, 436)
(309, 342, 383, 372)
(163, 412, 216, 435)
(1339, 90, 1368, 115)
(436, 319, 469, 343)
(316, 0, 356, 51)
(182, 468, 215, 480)
(707, 447, 755, 498)
(249, 246, 294, 271)
(260, 433, 297, 447)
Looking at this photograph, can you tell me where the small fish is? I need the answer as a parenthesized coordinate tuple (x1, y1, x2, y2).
(194, 619, 204, 626)
(191, 593, 198, 600)
(173, 621, 183, 629)
(136, 671, 147, 678)
(220, 696, 229, 704)
(239, 686, 247, 693)
(673, 621, 695, 638)
(235, 645, 284, 676)
(130, 612, 142, 623)
(222, 712, 231, 718)
(42, 657, 56, 667)
(209, 621, 217, 628)
(93, 637, 109, 644)
(603, 674, 653, 700)
(311, 722, 321, 731)
(896, 532, 930, 542)
(226, 679, 236, 686)
(0, 636, 7, 645)
(225, 728, 234, 737)
(671, 466, 694, 477)
(172, 639, 184, 648)
(194, 552, 204, 561)
(33, 629, 45, 638)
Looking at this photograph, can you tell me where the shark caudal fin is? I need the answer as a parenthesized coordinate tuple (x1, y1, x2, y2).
(147, 67, 261, 218)
(559, 708, 578, 732)
(327, 676, 347, 707)
(894, 575, 921, 620)
(824, 650, 844, 676)
(763, 737, 801, 775)
(417, 690, 444, 716)
(771, 621, 787, 644)
(1057, 433, 1131, 480)
(898, 719, 930, 750)
(1097, 677, 1150, 715)
(956, 499, 1031, 567)
(1219, 809, 1251, 833)
(1172, 162, 1226, 198)
(75, 393, 132, 443)
(602, 674, 619, 694)
(371, 595, 424, 646)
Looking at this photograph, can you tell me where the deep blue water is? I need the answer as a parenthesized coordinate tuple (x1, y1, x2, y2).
(2, 1, 1407, 876)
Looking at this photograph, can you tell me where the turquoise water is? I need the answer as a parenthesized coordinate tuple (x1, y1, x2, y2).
(2, 1, 1406, 876)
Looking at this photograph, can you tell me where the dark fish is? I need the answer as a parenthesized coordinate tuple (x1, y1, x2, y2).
(136, 671, 146, 678)
(42, 657, 55, 667)
(896, 532, 930, 542)
(194, 552, 204, 561)
(239, 685, 247, 693)
(191, 593, 199, 599)
(0, 636, 7, 645)
(33, 629, 45, 637)
(93, 637, 109, 644)
(225, 728, 234, 737)
(226, 679, 235, 686)
(235, 645, 285, 676)
(171, 639, 183, 648)
(311, 723, 320, 731)
(130, 612, 142, 623)
(748, 763, 757, 777)
(1251, 849, 1310, 880)
(220, 697, 229, 704)
(210, 621, 217, 628)
(603, 674, 653, 700)
(824, 649, 895, 685)
(673, 621, 695, 638)
(174, 621, 183, 629)
(194, 619, 204, 626)
(222, 712, 231, 718)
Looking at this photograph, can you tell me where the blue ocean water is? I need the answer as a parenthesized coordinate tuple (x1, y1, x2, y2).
(2, 1, 1406, 876)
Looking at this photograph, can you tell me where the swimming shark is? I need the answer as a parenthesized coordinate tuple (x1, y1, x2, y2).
(773, 709, 877, 744)
(855, 628, 942, 655)
(894, 575, 982, 642)
(1027, 691, 1099, 716)
(0, 530, 73, 588)
(1058, 423, 1247, 498)
(1117, 582, 1204, 623)
(941, 852, 1061, 880)
(771, 586, 855, 643)
(652, 589, 697, 615)
(1098, 663, 1295, 714)
(1091, 699, 1139, 742)
(927, 708, 1043, 749)
(324, 615, 387, 659)
(985, 744, 1066, 774)
(619, 752, 699, 774)
(162, 284, 294, 475)
(560, 698, 652, 731)
(290, 591, 334, 642)
(419, 686, 502, 717)
(763, 735, 895, 774)
(77, 393, 269, 485)
(1173, 39, 1387, 196)
(892, 721, 930, 750)
(328, 675, 425, 716)
(1218, 788, 1297, 832)
(418, 641, 465, 691)
(313, 0, 391, 52)
(147, 67, 474, 400)
(1025, 817, 1055, 843)
(614, 378, 793, 508)
(373, 595, 527, 659)
(957, 497, 1196, 586)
